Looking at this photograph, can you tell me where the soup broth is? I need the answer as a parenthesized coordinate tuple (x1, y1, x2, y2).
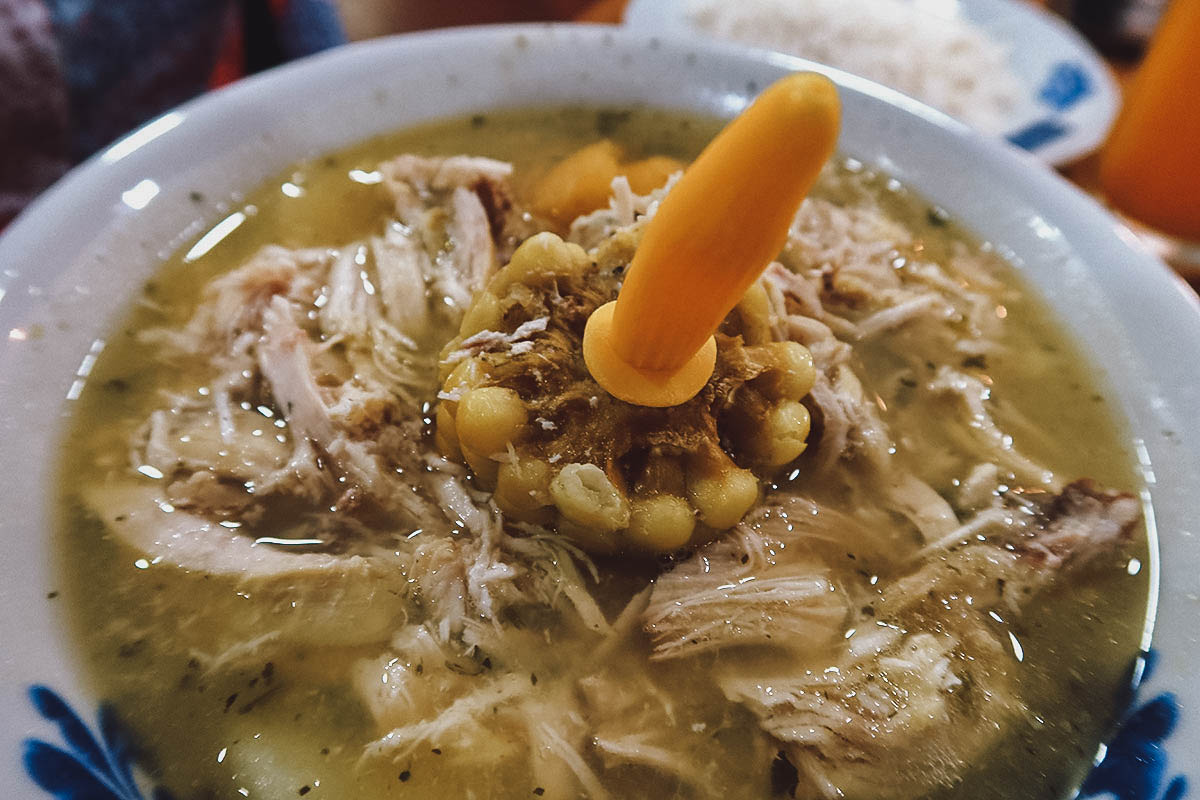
(58, 108, 1148, 800)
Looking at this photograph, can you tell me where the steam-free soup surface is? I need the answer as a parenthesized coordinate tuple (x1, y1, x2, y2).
(59, 108, 1148, 800)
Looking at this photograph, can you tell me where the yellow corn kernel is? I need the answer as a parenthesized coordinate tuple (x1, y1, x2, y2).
(550, 463, 630, 533)
(523, 232, 590, 276)
(626, 494, 696, 552)
(461, 445, 498, 487)
(622, 155, 685, 195)
(494, 456, 553, 515)
(759, 400, 811, 467)
(687, 459, 759, 530)
(770, 341, 816, 400)
(591, 227, 639, 274)
(531, 140, 622, 226)
(735, 281, 772, 345)
(491, 232, 590, 293)
(458, 290, 503, 338)
(456, 386, 527, 457)
(434, 403, 461, 460)
(438, 354, 487, 399)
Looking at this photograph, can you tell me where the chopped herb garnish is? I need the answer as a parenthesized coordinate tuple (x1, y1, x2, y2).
(961, 355, 987, 369)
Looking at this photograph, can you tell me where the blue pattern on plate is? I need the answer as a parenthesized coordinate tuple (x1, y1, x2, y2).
(1039, 61, 1093, 111)
(1004, 60, 1096, 152)
(21, 652, 1189, 798)
(22, 685, 172, 800)
(1080, 651, 1190, 800)
(1007, 118, 1072, 150)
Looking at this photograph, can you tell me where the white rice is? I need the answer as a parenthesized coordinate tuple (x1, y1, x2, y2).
(687, 0, 1026, 134)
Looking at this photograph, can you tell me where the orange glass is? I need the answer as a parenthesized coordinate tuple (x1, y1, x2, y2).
(1099, 0, 1200, 241)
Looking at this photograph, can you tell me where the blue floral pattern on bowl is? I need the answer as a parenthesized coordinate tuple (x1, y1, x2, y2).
(22, 685, 172, 800)
(1081, 652, 1189, 800)
(23, 651, 1188, 799)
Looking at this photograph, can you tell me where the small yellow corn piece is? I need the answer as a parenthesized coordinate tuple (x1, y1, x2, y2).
(531, 140, 623, 227)
(550, 463, 630, 533)
(434, 403, 461, 461)
(457, 289, 503, 338)
(772, 341, 816, 400)
(734, 281, 772, 345)
(758, 399, 812, 467)
(687, 458, 759, 530)
(456, 386, 527, 459)
(461, 444, 498, 486)
(491, 232, 590, 293)
(626, 494, 696, 552)
(438, 350, 487, 393)
(748, 340, 816, 401)
(591, 227, 639, 274)
(435, 355, 491, 456)
(494, 456, 553, 516)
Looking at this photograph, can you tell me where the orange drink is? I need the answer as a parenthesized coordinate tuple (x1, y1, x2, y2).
(1099, 0, 1200, 241)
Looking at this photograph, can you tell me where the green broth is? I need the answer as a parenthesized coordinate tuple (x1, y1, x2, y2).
(57, 107, 1148, 800)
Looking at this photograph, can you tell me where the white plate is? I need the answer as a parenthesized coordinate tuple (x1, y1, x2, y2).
(624, 0, 1121, 165)
(0, 24, 1195, 799)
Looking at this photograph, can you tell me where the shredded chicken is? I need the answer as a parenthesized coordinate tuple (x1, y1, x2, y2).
(651, 481, 1140, 799)
(928, 365, 1059, 489)
(100, 155, 527, 546)
(83, 484, 409, 652)
(645, 526, 848, 660)
(81, 152, 1144, 800)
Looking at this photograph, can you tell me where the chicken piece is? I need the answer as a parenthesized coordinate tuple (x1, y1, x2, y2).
(124, 151, 531, 550)
(379, 153, 528, 290)
(644, 525, 848, 660)
(82, 484, 410, 654)
(719, 628, 1010, 800)
(677, 481, 1140, 799)
(355, 624, 486, 732)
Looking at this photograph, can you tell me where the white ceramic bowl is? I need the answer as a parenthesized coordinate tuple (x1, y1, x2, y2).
(1, 24, 1196, 798)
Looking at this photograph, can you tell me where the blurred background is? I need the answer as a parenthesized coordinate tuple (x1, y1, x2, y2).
(2, 0, 1195, 286)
